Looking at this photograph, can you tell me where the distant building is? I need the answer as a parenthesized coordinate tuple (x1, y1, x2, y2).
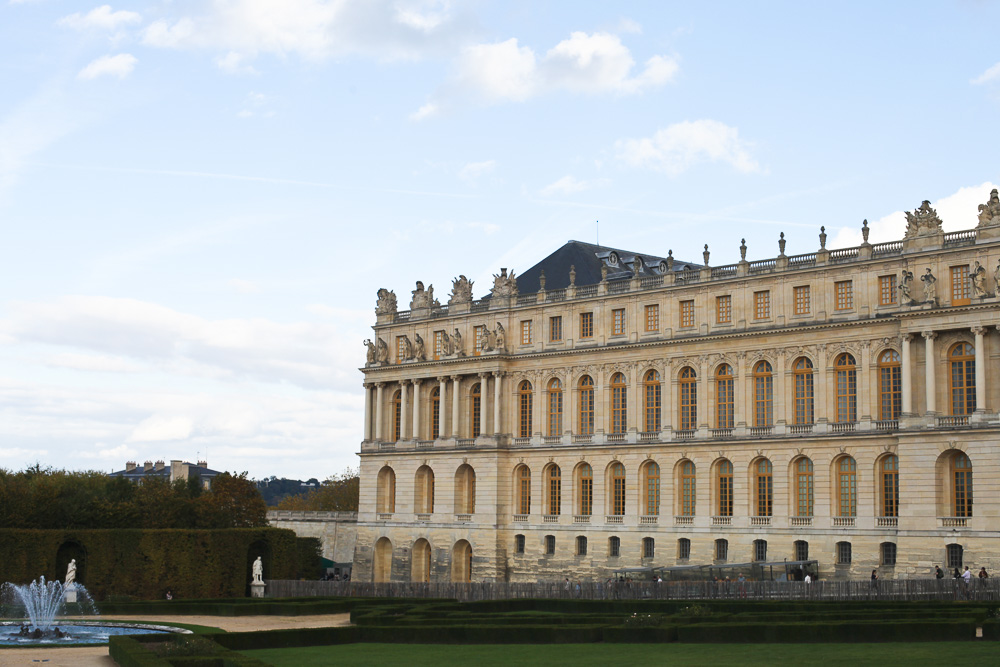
(109, 459, 221, 489)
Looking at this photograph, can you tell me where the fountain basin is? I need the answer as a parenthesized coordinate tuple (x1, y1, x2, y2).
(1, 621, 188, 646)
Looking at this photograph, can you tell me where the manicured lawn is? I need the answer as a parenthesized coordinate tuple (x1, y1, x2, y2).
(244, 642, 1000, 666)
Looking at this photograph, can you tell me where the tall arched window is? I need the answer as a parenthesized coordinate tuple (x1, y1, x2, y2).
(643, 370, 661, 433)
(753, 361, 773, 427)
(610, 462, 626, 516)
(578, 376, 594, 435)
(949, 343, 976, 415)
(610, 373, 627, 434)
(518, 381, 533, 438)
(878, 350, 902, 421)
(515, 465, 531, 515)
(880, 455, 898, 518)
(643, 461, 660, 516)
(376, 466, 396, 513)
(373, 537, 392, 583)
(835, 353, 857, 423)
(679, 367, 697, 431)
(794, 457, 814, 518)
(455, 464, 476, 515)
(577, 463, 593, 515)
(715, 364, 734, 429)
(414, 465, 435, 514)
(716, 459, 733, 517)
(836, 456, 857, 517)
(546, 464, 561, 516)
(680, 460, 696, 516)
(392, 390, 402, 440)
(754, 458, 773, 517)
(431, 386, 440, 439)
(952, 452, 973, 518)
(793, 357, 814, 424)
(547, 378, 563, 436)
(470, 382, 482, 437)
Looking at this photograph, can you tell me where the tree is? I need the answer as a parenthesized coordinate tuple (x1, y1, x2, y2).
(275, 468, 359, 511)
(198, 472, 267, 528)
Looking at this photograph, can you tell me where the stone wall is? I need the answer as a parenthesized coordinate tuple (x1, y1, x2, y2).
(266, 511, 357, 564)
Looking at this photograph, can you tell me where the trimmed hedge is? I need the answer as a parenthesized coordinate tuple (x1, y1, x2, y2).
(983, 618, 1000, 640)
(0, 529, 304, 600)
(109, 634, 270, 667)
(677, 619, 976, 643)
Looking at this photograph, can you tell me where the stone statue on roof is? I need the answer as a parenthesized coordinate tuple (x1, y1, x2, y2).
(410, 281, 436, 310)
(364, 339, 376, 365)
(490, 268, 518, 299)
(375, 288, 397, 315)
(449, 275, 474, 304)
(904, 201, 943, 238)
(978, 188, 1000, 227)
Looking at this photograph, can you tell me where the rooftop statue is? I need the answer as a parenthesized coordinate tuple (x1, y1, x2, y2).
(449, 275, 474, 304)
(375, 288, 397, 315)
(491, 268, 519, 299)
(904, 200, 943, 238)
(978, 188, 1000, 226)
(410, 281, 436, 310)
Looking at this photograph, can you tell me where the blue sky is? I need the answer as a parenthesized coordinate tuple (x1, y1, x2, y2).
(1, 1, 998, 479)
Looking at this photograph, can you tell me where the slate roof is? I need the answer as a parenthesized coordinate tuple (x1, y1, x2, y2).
(514, 240, 703, 293)
(109, 462, 222, 482)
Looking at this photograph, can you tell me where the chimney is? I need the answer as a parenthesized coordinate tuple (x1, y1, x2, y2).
(197, 460, 207, 468)
(144, 460, 153, 472)
(125, 461, 136, 472)
(155, 459, 165, 471)
(170, 459, 189, 484)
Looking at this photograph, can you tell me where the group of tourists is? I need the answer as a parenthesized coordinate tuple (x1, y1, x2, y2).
(933, 565, 988, 581)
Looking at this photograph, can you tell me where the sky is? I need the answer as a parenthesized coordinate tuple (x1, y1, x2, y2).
(1, 1, 999, 480)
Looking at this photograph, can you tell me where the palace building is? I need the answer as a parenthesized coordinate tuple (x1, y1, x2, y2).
(353, 192, 1000, 583)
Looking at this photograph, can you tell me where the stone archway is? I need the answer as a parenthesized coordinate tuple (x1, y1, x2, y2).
(451, 540, 472, 582)
(411, 538, 432, 582)
(373, 537, 393, 583)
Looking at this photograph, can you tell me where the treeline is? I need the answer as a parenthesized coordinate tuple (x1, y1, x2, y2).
(0, 466, 267, 529)
(275, 468, 359, 511)
(256, 476, 321, 506)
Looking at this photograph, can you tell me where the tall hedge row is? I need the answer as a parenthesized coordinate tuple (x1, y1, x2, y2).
(0, 528, 311, 600)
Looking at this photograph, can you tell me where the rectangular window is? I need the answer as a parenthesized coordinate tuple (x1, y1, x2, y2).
(612, 308, 626, 335)
(951, 265, 971, 305)
(580, 312, 594, 338)
(835, 280, 854, 310)
(879, 275, 897, 306)
(609, 536, 620, 558)
(837, 542, 852, 565)
(678, 538, 691, 560)
(396, 336, 406, 363)
(520, 320, 532, 345)
(644, 304, 659, 332)
(515, 534, 525, 554)
(433, 330, 444, 360)
(794, 285, 810, 315)
(753, 540, 767, 562)
(549, 316, 562, 342)
(881, 542, 897, 567)
(643, 537, 655, 559)
(795, 541, 809, 562)
(680, 300, 694, 328)
(545, 535, 555, 555)
(754, 291, 770, 320)
(474, 325, 486, 355)
(576, 536, 587, 556)
(715, 539, 728, 562)
(947, 543, 963, 569)
(716, 295, 732, 324)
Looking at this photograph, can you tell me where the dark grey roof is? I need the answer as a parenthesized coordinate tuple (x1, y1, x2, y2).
(514, 240, 702, 293)
(109, 462, 222, 480)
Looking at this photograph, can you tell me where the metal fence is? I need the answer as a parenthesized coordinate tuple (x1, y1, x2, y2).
(266, 578, 1000, 602)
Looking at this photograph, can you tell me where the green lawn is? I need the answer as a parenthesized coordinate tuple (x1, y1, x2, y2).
(244, 642, 1000, 667)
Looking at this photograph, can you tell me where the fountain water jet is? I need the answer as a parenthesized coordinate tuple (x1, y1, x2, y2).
(1, 576, 96, 640)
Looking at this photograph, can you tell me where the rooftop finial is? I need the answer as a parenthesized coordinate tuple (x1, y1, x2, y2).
(862, 219, 870, 243)
(703, 244, 710, 266)
(778, 232, 786, 256)
(740, 238, 747, 261)
(819, 226, 827, 250)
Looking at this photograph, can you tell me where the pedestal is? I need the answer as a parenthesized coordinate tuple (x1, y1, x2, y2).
(64, 584, 77, 604)
(250, 581, 266, 598)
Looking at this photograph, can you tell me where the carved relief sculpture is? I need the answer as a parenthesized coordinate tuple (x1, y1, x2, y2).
(402, 335, 414, 361)
(978, 188, 1000, 227)
(995, 259, 1000, 296)
(375, 338, 389, 364)
(921, 268, 937, 304)
(970, 261, 988, 298)
(897, 270, 914, 304)
(449, 275, 474, 305)
(494, 322, 506, 352)
(364, 339, 376, 365)
(375, 288, 397, 315)
(440, 331, 452, 357)
(904, 201, 944, 238)
(483, 327, 496, 352)
(490, 268, 519, 299)
(413, 333, 426, 361)
(452, 328, 465, 356)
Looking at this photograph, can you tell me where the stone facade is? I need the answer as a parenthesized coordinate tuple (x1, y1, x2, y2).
(355, 195, 1000, 583)
(267, 511, 358, 565)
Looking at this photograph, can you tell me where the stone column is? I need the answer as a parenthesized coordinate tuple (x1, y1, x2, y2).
(451, 375, 461, 436)
(775, 352, 786, 426)
(412, 379, 423, 439)
(493, 371, 503, 435)
(363, 384, 373, 441)
(858, 343, 871, 422)
(374, 382, 385, 440)
(479, 372, 489, 436)
(923, 332, 936, 415)
(661, 361, 672, 434)
(534, 375, 544, 437)
(735, 352, 747, 428)
(815, 346, 828, 425)
(438, 376, 448, 438)
(399, 380, 409, 439)
(630, 368, 641, 432)
(901, 334, 913, 415)
(697, 356, 709, 429)
(973, 326, 986, 413)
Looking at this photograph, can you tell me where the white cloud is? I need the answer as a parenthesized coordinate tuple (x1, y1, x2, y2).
(79, 443, 137, 461)
(77, 53, 138, 80)
(216, 50, 258, 74)
(539, 175, 610, 196)
(409, 101, 439, 121)
(971, 62, 1000, 85)
(44, 352, 145, 373)
(615, 120, 760, 175)
(59, 5, 142, 31)
(459, 159, 496, 181)
(458, 38, 538, 102)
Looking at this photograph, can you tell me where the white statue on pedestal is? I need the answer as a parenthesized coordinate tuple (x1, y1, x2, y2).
(65, 559, 77, 587)
(252, 556, 263, 584)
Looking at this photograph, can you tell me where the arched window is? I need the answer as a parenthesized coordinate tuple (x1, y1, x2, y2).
(392, 390, 402, 441)
(470, 382, 482, 437)
(414, 465, 435, 514)
(455, 464, 476, 515)
(411, 538, 431, 583)
(431, 386, 441, 439)
(947, 543, 963, 569)
(451, 540, 472, 582)
(952, 453, 973, 518)
(679, 367, 697, 431)
(547, 378, 563, 437)
(753, 361, 773, 427)
(716, 459, 733, 517)
(880, 455, 898, 518)
(546, 464, 561, 516)
(610, 462, 626, 516)
(610, 372, 627, 434)
(515, 465, 531, 515)
(679, 460, 696, 516)
(754, 458, 773, 517)
(793, 357, 814, 424)
(835, 353, 857, 423)
(794, 457, 814, 518)
(578, 375, 594, 435)
(836, 456, 857, 517)
(577, 463, 593, 516)
(643, 370, 661, 432)
(373, 537, 392, 583)
(949, 343, 976, 415)
(878, 350, 902, 421)
(518, 381, 533, 438)
(715, 364, 734, 429)
(376, 466, 396, 513)
(643, 461, 660, 516)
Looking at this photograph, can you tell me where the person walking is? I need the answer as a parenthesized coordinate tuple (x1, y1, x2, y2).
(935, 566, 944, 580)
(870, 569, 878, 591)
(979, 567, 989, 580)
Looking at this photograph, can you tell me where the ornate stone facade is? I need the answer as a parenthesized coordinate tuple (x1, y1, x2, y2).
(355, 200, 1000, 584)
